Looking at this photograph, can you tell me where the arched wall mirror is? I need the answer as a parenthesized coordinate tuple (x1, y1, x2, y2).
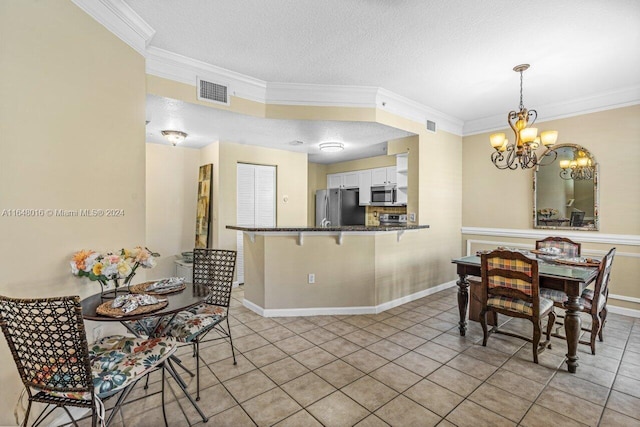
(533, 143, 599, 230)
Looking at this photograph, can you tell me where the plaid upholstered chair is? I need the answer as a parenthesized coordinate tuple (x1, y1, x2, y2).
(536, 236, 581, 258)
(480, 250, 555, 363)
(162, 248, 237, 401)
(0, 295, 176, 427)
(538, 236, 582, 307)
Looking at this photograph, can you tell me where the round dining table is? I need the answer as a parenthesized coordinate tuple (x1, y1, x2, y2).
(80, 282, 211, 423)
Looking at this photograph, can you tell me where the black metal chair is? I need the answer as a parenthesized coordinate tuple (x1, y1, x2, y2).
(163, 248, 237, 401)
(0, 295, 176, 427)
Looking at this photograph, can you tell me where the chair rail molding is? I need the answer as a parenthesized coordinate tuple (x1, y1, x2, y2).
(461, 227, 640, 247)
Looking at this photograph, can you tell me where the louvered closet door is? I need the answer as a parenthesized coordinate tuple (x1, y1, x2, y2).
(236, 163, 276, 284)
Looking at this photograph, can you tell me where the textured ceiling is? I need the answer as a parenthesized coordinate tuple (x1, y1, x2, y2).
(127, 0, 640, 123)
(126, 0, 639, 163)
(145, 95, 414, 164)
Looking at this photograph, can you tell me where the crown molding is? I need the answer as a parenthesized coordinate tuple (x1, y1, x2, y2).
(463, 85, 640, 136)
(377, 88, 465, 136)
(71, 0, 155, 56)
(145, 47, 268, 103)
(266, 82, 379, 108)
(461, 226, 640, 246)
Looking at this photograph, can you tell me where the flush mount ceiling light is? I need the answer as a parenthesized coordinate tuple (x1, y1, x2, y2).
(489, 64, 558, 170)
(161, 130, 188, 146)
(319, 142, 344, 152)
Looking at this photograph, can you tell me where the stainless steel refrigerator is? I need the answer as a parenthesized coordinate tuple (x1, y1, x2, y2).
(315, 188, 365, 227)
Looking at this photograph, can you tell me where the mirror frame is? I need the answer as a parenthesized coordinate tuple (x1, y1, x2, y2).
(533, 143, 599, 231)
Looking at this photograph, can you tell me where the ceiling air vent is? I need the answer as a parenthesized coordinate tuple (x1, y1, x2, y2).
(426, 120, 437, 133)
(197, 77, 230, 105)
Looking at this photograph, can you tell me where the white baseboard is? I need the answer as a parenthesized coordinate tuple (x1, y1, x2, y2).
(608, 304, 640, 318)
(242, 280, 458, 317)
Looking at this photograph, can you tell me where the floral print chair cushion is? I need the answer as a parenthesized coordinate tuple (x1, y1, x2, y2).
(41, 335, 176, 401)
(185, 303, 226, 317)
(164, 311, 223, 342)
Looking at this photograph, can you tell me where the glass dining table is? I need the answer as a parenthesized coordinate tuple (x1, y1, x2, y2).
(81, 283, 210, 423)
(452, 254, 599, 373)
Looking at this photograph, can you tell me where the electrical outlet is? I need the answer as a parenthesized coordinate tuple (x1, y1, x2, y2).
(308, 273, 315, 284)
(93, 325, 104, 343)
(409, 213, 416, 222)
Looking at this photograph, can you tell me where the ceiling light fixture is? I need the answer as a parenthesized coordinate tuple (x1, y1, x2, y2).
(489, 64, 558, 170)
(161, 130, 188, 146)
(319, 142, 344, 152)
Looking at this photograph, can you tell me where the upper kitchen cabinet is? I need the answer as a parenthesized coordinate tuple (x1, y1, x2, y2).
(358, 170, 372, 205)
(327, 171, 359, 189)
(371, 166, 397, 186)
(396, 153, 408, 205)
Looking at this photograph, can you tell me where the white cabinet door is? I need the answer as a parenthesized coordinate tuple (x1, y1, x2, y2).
(386, 166, 397, 185)
(343, 171, 359, 189)
(358, 170, 371, 205)
(371, 168, 388, 186)
(327, 173, 343, 189)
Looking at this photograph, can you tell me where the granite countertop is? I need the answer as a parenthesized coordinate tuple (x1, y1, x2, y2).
(226, 225, 430, 232)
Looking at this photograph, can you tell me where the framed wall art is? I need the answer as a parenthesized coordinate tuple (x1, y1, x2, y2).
(195, 164, 213, 248)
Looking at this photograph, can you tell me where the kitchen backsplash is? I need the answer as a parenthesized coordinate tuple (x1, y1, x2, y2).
(366, 206, 407, 226)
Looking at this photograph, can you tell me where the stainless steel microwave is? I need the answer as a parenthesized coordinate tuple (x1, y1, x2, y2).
(371, 185, 397, 206)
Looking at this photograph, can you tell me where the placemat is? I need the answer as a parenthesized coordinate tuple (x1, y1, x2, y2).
(554, 258, 600, 268)
(96, 298, 168, 318)
(129, 281, 187, 295)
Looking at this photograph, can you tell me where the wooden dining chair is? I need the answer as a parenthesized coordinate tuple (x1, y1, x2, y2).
(536, 236, 581, 257)
(578, 247, 616, 354)
(162, 248, 237, 401)
(479, 250, 555, 363)
(537, 236, 582, 309)
(0, 295, 176, 427)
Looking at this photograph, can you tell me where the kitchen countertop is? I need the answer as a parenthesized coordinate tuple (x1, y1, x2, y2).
(227, 225, 429, 232)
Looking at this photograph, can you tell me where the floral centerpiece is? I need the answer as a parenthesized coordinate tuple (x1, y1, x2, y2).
(537, 208, 559, 219)
(71, 247, 159, 294)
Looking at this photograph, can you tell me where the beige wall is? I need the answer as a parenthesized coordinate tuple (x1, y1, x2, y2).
(307, 162, 328, 226)
(0, 1, 146, 424)
(146, 144, 201, 278)
(325, 154, 397, 174)
(201, 141, 309, 252)
(462, 105, 640, 311)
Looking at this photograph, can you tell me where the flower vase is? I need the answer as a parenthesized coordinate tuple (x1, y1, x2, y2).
(98, 274, 135, 299)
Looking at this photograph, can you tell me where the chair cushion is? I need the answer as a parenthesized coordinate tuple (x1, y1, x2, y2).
(487, 296, 553, 316)
(186, 303, 226, 317)
(582, 288, 594, 301)
(581, 296, 606, 312)
(91, 335, 175, 397)
(163, 311, 223, 342)
(539, 288, 568, 304)
(35, 335, 176, 400)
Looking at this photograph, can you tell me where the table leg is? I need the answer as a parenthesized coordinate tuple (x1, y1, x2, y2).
(457, 273, 469, 336)
(564, 295, 584, 373)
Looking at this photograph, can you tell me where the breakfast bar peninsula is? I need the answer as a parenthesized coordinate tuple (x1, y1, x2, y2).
(227, 225, 433, 316)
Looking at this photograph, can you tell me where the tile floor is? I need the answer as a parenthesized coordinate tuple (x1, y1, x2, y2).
(94, 286, 640, 426)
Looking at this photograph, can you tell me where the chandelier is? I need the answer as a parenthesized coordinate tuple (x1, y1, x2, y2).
(559, 150, 595, 180)
(490, 64, 558, 170)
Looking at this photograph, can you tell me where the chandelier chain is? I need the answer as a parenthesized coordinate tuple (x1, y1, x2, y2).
(519, 69, 524, 111)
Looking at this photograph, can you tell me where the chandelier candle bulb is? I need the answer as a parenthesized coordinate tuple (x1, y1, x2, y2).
(541, 131, 558, 146)
(559, 160, 571, 169)
(520, 127, 538, 144)
(490, 133, 506, 149)
(577, 156, 589, 167)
